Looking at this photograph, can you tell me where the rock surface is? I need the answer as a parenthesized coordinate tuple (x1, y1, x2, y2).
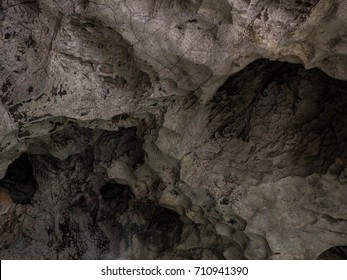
(0, 0, 347, 259)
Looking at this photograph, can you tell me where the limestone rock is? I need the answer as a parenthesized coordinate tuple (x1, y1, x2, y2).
(1, 0, 347, 259)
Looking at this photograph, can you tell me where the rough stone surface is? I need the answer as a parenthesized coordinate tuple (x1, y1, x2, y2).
(1, 0, 347, 259)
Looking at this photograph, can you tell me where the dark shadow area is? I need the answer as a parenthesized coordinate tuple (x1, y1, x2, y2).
(100, 182, 133, 201)
(208, 59, 347, 181)
(94, 127, 144, 168)
(0, 153, 37, 203)
(317, 246, 347, 260)
(125, 199, 183, 256)
(99, 182, 134, 219)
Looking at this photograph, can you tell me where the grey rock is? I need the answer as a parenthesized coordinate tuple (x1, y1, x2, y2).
(1, 0, 347, 259)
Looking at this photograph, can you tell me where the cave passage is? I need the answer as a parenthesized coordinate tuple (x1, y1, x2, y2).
(0, 153, 37, 204)
(317, 246, 347, 260)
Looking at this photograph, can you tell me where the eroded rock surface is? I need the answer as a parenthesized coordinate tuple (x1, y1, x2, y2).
(0, 0, 347, 259)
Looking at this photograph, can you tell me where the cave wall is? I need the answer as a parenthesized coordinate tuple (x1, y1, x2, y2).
(1, 0, 347, 259)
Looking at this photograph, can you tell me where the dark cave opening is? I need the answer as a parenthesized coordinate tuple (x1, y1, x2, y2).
(148, 205, 182, 233)
(0, 153, 37, 204)
(207, 59, 347, 181)
(128, 199, 183, 255)
(98, 182, 134, 219)
(100, 182, 134, 201)
(317, 246, 347, 260)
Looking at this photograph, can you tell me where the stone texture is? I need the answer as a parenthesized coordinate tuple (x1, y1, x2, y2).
(1, 0, 347, 259)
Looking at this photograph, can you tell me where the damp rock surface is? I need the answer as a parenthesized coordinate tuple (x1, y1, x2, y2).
(1, 0, 347, 259)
